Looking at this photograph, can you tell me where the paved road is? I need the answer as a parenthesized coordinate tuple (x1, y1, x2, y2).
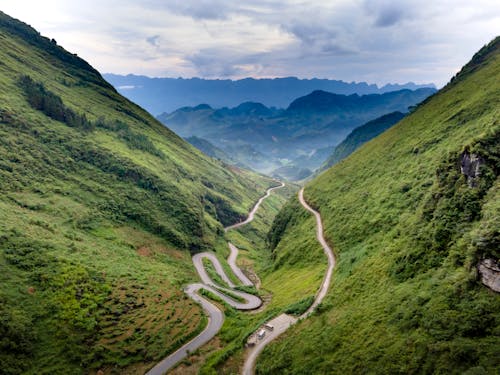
(298, 187, 335, 318)
(242, 313, 297, 375)
(242, 187, 336, 375)
(147, 182, 285, 375)
(147, 284, 224, 375)
(227, 242, 253, 286)
(225, 182, 285, 231)
(193, 252, 235, 287)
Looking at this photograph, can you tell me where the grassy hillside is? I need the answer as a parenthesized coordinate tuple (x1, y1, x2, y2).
(258, 37, 500, 374)
(0, 11, 276, 374)
(320, 111, 405, 170)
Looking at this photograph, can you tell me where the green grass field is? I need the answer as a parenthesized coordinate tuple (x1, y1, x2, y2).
(255, 37, 500, 374)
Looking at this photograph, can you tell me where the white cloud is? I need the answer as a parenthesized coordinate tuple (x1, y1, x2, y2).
(1, 0, 499, 86)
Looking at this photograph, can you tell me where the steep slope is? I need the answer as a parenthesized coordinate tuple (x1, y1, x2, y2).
(258, 37, 500, 373)
(320, 111, 405, 170)
(104, 74, 435, 114)
(184, 136, 235, 165)
(158, 89, 435, 177)
(0, 12, 275, 374)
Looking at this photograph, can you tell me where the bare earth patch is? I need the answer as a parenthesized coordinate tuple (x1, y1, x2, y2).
(137, 246, 152, 257)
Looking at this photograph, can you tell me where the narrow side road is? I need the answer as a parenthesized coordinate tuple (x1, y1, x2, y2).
(227, 242, 253, 286)
(242, 187, 336, 375)
(297, 187, 335, 317)
(147, 182, 285, 375)
(225, 182, 285, 231)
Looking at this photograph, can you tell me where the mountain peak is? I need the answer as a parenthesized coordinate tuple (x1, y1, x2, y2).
(286, 88, 436, 113)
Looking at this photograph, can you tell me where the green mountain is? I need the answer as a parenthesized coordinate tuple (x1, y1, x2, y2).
(320, 111, 406, 170)
(0, 11, 276, 374)
(258, 37, 500, 373)
(184, 135, 235, 164)
(158, 89, 435, 178)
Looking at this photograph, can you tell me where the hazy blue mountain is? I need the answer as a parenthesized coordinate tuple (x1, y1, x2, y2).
(271, 165, 313, 181)
(286, 89, 434, 114)
(158, 88, 436, 178)
(184, 136, 234, 164)
(104, 74, 436, 115)
(320, 111, 406, 171)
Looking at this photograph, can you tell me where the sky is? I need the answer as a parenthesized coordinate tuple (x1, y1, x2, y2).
(1, 0, 499, 87)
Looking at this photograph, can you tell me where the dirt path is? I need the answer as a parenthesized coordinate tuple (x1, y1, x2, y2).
(242, 187, 335, 375)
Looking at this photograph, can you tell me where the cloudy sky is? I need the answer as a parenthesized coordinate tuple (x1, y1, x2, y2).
(2, 0, 499, 86)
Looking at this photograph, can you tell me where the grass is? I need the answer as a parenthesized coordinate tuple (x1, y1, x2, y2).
(202, 257, 231, 288)
(166, 181, 340, 374)
(0, 11, 276, 375)
(255, 37, 500, 374)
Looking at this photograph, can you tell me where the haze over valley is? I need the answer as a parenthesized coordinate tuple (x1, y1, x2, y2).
(0, 2, 499, 375)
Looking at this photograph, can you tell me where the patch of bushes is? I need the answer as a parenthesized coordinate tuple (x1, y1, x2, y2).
(0, 233, 112, 370)
(204, 192, 243, 227)
(19, 75, 94, 131)
(96, 117, 164, 158)
(267, 199, 303, 250)
(284, 296, 314, 316)
(0, 296, 35, 375)
(19, 75, 164, 158)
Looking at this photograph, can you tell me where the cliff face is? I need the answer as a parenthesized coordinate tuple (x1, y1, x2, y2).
(478, 259, 500, 292)
(461, 151, 484, 187)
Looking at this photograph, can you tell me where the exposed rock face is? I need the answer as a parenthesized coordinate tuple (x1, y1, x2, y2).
(477, 258, 500, 292)
(460, 151, 483, 187)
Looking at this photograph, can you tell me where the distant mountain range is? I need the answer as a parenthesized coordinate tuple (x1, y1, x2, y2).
(103, 74, 436, 115)
(158, 88, 436, 178)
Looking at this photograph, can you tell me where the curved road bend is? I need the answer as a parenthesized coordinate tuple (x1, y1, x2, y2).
(242, 187, 336, 375)
(225, 182, 286, 231)
(227, 243, 253, 286)
(147, 182, 285, 375)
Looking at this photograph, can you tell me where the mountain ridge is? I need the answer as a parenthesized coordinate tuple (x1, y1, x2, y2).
(319, 111, 406, 171)
(253, 36, 500, 374)
(104, 73, 436, 114)
(0, 10, 277, 374)
(158, 88, 436, 177)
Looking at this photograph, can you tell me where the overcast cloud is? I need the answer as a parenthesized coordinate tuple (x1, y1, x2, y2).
(1, 0, 499, 86)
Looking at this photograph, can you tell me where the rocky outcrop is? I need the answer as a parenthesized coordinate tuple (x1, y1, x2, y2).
(460, 151, 483, 187)
(477, 258, 500, 292)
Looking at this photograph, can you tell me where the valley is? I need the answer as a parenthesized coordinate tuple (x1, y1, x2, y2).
(156, 89, 435, 180)
(148, 183, 284, 374)
(243, 187, 336, 375)
(0, 6, 498, 375)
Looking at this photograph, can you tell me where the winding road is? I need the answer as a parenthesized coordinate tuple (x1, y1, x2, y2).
(224, 183, 286, 231)
(146, 182, 285, 375)
(242, 187, 336, 375)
